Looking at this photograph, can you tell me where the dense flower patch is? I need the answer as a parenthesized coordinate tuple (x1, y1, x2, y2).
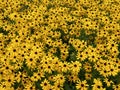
(0, 0, 120, 90)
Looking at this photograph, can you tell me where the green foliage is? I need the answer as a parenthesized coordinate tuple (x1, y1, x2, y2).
(0, 27, 9, 35)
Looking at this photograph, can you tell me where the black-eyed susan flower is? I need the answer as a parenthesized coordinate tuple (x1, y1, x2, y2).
(76, 80, 88, 90)
(40, 79, 51, 90)
(113, 84, 120, 90)
(104, 78, 113, 87)
(59, 61, 70, 73)
(70, 61, 82, 75)
(0, 0, 120, 89)
(92, 78, 106, 90)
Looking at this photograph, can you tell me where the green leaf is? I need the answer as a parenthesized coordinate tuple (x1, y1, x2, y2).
(78, 68, 85, 80)
(79, 29, 88, 41)
(35, 81, 43, 90)
(0, 27, 9, 35)
(64, 81, 76, 90)
(19, 4, 29, 12)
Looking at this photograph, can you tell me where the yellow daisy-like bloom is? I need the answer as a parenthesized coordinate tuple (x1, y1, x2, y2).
(76, 80, 88, 90)
(92, 78, 106, 90)
(70, 61, 82, 75)
(59, 61, 70, 73)
(54, 74, 65, 85)
(53, 82, 63, 90)
(103, 78, 113, 87)
(113, 84, 120, 90)
(44, 63, 54, 74)
(108, 65, 119, 76)
(24, 83, 36, 90)
(40, 79, 51, 90)
(85, 73, 92, 80)
(0, 0, 120, 89)
(67, 74, 79, 83)
(9, 12, 20, 20)
(30, 72, 39, 82)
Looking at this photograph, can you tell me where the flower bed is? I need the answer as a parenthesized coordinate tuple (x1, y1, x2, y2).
(0, 0, 120, 90)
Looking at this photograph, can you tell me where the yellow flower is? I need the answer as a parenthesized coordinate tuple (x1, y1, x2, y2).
(24, 83, 36, 90)
(85, 73, 92, 80)
(40, 79, 51, 90)
(108, 65, 119, 76)
(92, 78, 106, 90)
(67, 74, 79, 83)
(77, 52, 87, 61)
(44, 63, 54, 73)
(113, 84, 120, 90)
(76, 80, 88, 90)
(25, 56, 36, 69)
(2, 24, 12, 31)
(3, 74, 15, 88)
(53, 74, 65, 85)
(103, 78, 113, 87)
(70, 61, 82, 75)
(59, 61, 70, 73)
(84, 65, 92, 72)
(53, 82, 63, 90)
(48, 75, 54, 82)
(9, 12, 20, 20)
(0, 82, 14, 90)
(30, 72, 39, 82)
